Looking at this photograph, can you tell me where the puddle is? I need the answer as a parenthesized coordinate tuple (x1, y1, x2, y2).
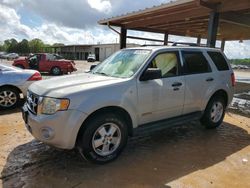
(230, 92, 250, 116)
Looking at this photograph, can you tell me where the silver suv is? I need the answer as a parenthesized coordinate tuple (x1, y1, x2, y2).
(22, 46, 235, 164)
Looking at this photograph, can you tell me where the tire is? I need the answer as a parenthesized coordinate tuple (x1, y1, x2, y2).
(15, 64, 25, 69)
(0, 87, 20, 110)
(77, 113, 128, 164)
(51, 67, 61, 75)
(200, 96, 226, 129)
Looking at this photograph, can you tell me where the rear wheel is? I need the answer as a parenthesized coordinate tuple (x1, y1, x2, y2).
(200, 96, 226, 129)
(51, 67, 61, 75)
(77, 113, 128, 164)
(0, 87, 20, 110)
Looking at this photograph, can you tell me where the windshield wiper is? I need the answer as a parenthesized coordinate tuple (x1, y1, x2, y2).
(93, 72, 109, 76)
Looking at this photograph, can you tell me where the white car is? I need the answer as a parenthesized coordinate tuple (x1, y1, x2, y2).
(0, 64, 42, 110)
(87, 54, 96, 62)
(22, 46, 234, 164)
(3, 53, 19, 60)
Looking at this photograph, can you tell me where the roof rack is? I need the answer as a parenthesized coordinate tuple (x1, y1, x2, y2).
(140, 42, 209, 48)
(172, 42, 199, 46)
(140, 44, 165, 47)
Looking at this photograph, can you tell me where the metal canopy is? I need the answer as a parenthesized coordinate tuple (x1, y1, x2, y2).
(99, 0, 250, 41)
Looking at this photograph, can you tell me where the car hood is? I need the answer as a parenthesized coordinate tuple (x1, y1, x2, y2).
(13, 57, 26, 63)
(15, 57, 26, 61)
(29, 73, 126, 98)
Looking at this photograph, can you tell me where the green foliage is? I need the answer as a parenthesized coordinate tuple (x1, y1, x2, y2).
(5, 38, 18, 53)
(229, 59, 250, 65)
(29, 38, 45, 53)
(0, 38, 64, 55)
(18, 39, 30, 54)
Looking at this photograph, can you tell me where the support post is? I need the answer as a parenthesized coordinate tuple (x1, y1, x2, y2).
(164, 32, 169, 45)
(73, 45, 76, 60)
(120, 27, 127, 49)
(197, 35, 201, 45)
(207, 11, 219, 47)
(221, 39, 225, 51)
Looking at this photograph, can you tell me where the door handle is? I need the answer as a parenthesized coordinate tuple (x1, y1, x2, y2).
(172, 82, 182, 87)
(206, 78, 214, 82)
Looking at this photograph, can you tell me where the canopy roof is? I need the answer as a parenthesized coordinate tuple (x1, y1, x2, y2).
(99, 0, 250, 41)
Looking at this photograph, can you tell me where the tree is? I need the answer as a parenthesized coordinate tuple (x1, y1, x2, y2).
(18, 39, 30, 54)
(29, 38, 45, 53)
(8, 38, 18, 53)
(0, 43, 4, 51)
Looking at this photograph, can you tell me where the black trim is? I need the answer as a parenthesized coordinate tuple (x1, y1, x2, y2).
(134, 111, 203, 135)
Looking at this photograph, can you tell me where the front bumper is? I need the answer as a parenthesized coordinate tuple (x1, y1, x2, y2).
(22, 103, 88, 149)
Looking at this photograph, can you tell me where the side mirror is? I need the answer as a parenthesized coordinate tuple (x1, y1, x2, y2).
(90, 64, 96, 70)
(140, 68, 162, 81)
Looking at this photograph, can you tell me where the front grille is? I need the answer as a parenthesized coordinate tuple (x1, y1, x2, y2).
(27, 91, 39, 115)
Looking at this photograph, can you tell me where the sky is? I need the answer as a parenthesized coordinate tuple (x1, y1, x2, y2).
(0, 0, 249, 59)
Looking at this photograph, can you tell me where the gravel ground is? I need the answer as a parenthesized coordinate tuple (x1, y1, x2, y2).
(0, 59, 250, 188)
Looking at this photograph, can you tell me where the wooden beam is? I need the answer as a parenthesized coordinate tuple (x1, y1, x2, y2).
(199, 0, 221, 10)
(129, 27, 166, 34)
(125, 7, 209, 28)
(148, 17, 208, 28)
(155, 23, 208, 31)
(127, 36, 164, 43)
(220, 12, 250, 28)
(99, 0, 196, 24)
(118, 2, 197, 24)
(219, 0, 250, 12)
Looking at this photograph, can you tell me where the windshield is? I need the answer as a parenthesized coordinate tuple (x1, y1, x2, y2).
(91, 49, 151, 78)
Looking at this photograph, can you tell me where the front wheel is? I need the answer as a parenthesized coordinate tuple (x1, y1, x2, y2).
(0, 87, 20, 110)
(200, 96, 226, 129)
(77, 113, 128, 164)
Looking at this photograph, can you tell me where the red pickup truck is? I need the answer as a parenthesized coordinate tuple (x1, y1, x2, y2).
(13, 53, 77, 75)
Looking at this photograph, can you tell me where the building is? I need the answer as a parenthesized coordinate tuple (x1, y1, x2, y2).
(54, 43, 138, 61)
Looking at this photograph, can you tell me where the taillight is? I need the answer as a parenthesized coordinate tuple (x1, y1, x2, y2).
(231, 73, 236, 87)
(28, 72, 42, 81)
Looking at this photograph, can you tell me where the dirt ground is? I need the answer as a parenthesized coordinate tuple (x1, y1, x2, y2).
(0, 110, 249, 188)
(0, 60, 250, 187)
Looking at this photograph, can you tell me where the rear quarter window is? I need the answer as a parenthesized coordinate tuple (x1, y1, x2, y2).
(207, 51, 229, 71)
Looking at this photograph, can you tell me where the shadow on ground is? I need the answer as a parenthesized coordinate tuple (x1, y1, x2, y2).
(0, 101, 24, 116)
(1, 120, 250, 188)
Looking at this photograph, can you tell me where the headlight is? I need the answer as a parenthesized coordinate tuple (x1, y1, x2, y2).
(38, 97, 70, 115)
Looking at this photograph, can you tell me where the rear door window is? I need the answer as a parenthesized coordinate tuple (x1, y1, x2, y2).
(207, 51, 229, 71)
(182, 51, 211, 74)
(46, 54, 56, 61)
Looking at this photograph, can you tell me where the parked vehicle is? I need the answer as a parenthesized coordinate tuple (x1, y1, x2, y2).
(87, 54, 96, 62)
(12, 53, 77, 75)
(0, 64, 42, 110)
(0, 52, 7, 59)
(2, 53, 19, 60)
(22, 46, 235, 164)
